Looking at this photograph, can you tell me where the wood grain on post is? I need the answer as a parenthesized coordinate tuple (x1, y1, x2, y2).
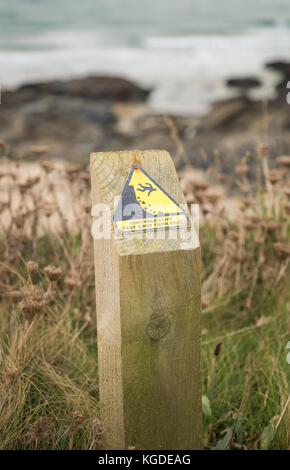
(90, 150, 201, 450)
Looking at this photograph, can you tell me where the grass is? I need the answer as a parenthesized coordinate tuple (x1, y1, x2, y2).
(202, 294, 290, 449)
(0, 148, 289, 449)
(0, 243, 100, 449)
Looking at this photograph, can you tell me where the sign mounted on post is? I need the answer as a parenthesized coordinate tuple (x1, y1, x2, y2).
(90, 150, 201, 450)
(113, 163, 189, 233)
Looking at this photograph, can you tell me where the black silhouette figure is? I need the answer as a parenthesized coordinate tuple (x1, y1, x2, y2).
(137, 183, 156, 196)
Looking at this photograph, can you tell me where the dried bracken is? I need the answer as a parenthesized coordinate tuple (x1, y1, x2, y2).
(19, 176, 40, 192)
(257, 143, 269, 157)
(192, 181, 209, 191)
(82, 201, 92, 214)
(79, 171, 90, 183)
(64, 276, 81, 289)
(263, 221, 281, 233)
(240, 198, 252, 211)
(13, 214, 26, 229)
(185, 192, 195, 205)
(202, 203, 212, 215)
(42, 202, 56, 218)
(66, 411, 86, 449)
(283, 187, 290, 199)
(0, 139, 9, 155)
(2, 368, 21, 386)
(65, 165, 82, 182)
(276, 156, 290, 168)
(203, 190, 221, 205)
(30, 146, 49, 158)
(217, 173, 227, 184)
(67, 411, 86, 442)
(284, 203, 290, 215)
(27, 260, 39, 275)
(40, 159, 54, 173)
(44, 265, 63, 281)
(23, 418, 50, 446)
(235, 179, 250, 193)
(0, 202, 9, 214)
(235, 164, 249, 176)
(267, 169, 285, 185)
(19, 285, 50, 321)
(228, 230, 239, 242)
(274, 243, 290, 258)
(89, 418, 103, 449)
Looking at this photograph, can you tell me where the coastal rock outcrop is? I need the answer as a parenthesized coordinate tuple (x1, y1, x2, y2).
(0, 73, 290, 183)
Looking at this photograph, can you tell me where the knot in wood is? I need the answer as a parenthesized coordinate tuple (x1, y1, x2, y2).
(146, 314, 170, 341)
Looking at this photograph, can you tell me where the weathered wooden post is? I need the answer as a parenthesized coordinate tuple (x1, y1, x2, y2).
(90, 150, 201, 450)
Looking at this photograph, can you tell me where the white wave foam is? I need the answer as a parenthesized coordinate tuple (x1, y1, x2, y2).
(0, 25, 289, 115)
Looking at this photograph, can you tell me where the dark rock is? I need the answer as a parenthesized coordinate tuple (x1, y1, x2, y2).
(226, 77, 261, 91)
(265, 61, 290, 102)
(276, 78, 290, 101)
(1, 74, 290, 178)
(14, 76, 151, 103)
(265, 61, 290, 73)
(200, 98, 249, 130)
(19, 97, 116, 126)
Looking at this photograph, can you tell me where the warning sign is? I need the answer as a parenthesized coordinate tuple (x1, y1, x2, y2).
(113, 163, 189, 233)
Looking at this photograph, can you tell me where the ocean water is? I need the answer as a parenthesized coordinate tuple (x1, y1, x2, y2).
(0, 0, 290, 114)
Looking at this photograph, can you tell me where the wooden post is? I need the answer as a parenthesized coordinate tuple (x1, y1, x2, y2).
(90, 150, 201, 450)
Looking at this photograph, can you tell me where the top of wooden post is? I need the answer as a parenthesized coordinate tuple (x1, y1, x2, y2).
(90, 149, 199, 256)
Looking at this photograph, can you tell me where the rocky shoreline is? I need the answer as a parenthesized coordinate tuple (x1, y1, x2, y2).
(1, 65, 290, 183)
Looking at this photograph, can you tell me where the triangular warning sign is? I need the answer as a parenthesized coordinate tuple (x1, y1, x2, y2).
(113, 163, 189, 233)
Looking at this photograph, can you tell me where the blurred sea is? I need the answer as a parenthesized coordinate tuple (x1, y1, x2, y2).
(0, 0, 290, 114)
